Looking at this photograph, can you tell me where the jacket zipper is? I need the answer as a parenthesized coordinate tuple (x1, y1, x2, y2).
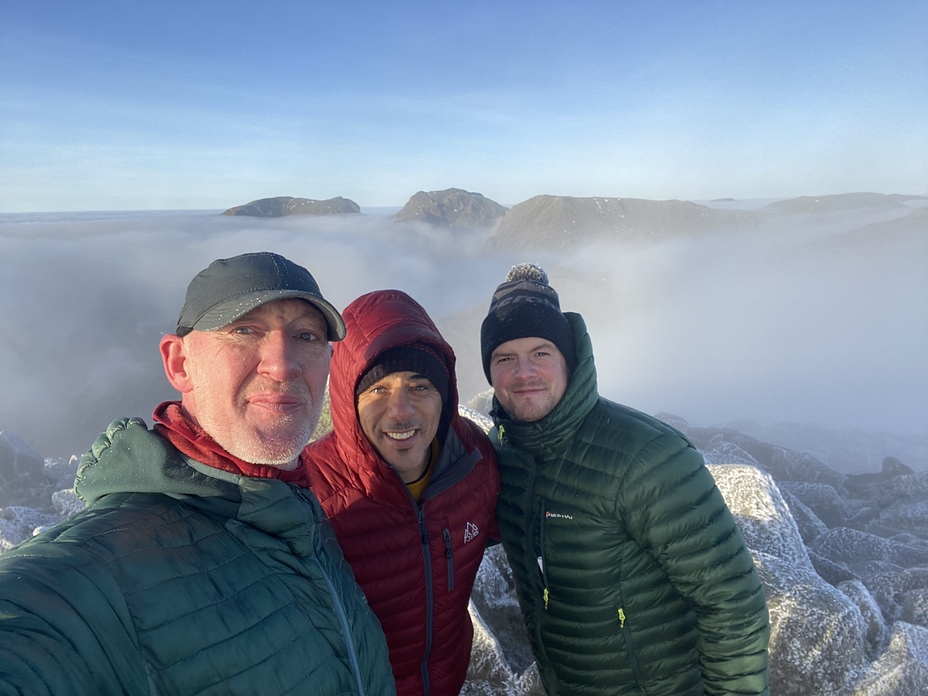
(418, 506, 434, 694)
(298, 489, 367, 696)
(538, 503, 550, 610)
(617, 607, 643, 683)
(442, 528, 454, 592)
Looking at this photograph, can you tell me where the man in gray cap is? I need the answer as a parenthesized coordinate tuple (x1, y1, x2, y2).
(0, 252, 395, 695)
(480, 263, 770, 696)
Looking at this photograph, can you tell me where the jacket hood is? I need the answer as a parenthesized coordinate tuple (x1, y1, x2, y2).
(491, 311, 599, 453)
(328, 290, 459, 467)
(75, 417, 243, 512)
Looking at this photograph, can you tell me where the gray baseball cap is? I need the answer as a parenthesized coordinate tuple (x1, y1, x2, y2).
(175, 252, 346, 341)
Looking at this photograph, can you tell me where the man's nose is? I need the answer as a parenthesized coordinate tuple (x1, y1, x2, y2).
(386, 389, 415, 418)
(258, 331, 300, 380)
(514, 356, 536, 377)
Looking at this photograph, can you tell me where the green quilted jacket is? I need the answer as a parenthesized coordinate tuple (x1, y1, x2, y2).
(0, 417, 395, 696)
(492, 313, 770, 696)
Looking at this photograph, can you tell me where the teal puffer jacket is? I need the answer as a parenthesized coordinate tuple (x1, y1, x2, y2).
(492, 313, 770, 696)
(0, 418, 395, 696)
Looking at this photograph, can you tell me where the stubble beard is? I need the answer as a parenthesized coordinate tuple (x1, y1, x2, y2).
(200, 387, 322, 468)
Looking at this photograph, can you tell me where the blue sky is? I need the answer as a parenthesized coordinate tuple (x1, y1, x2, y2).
(2, 1, 926, 212)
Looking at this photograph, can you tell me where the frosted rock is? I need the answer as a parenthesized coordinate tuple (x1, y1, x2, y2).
(846, 622, 928, 695)
(701, 440, 760, 466)
(459, 405, 494, 435)
(812, 528, 928, 575)
(780, 481, 854, 527)
(709, 463, 812, 568)
(761, 554, 869, 695)
(0, 505, 60, 550)
(780, 489, 830, 545)
(901, 589, 928, 627)
(839, 579, 892, 658)
(51, 488, 86, 517)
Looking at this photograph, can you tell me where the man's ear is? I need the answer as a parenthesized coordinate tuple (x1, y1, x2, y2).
(160, 334, 194, 393)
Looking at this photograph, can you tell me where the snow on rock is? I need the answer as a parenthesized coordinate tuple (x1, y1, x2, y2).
(780, 480, 855, 527)
(0, 505, 61, 551)
(710, 463, 812, 568)
(846, 622, 928, 695)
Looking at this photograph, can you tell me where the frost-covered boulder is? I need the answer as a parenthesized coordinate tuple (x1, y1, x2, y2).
(845, 622, 928, 695)
(868, 497, 928, 541)
(466, 544, 541, 695)
(694, 428, 847, 489)
(762, 555, 871, 695)
(839, 579, 892, 658)
(0, 505, 61, 551)
(701, 440, 761, 467)
(863, 569, 928, 627)
(460, 405, 493, 435)
(780, 480, 855, 528)
(709, 463, 811, 568)
(710, 464, 874, 693)
(780, 489, 830, 545)
(811, 528, 928, 577)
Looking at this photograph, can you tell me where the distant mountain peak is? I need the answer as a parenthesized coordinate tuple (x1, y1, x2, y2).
(222, 196, 360, 217)
(486, 195, 756, 250)
(393, 188, 508, 229)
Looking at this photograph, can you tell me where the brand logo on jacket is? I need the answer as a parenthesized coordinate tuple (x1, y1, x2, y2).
(545, 511, 574, 520)
(463, 522, 479, 544)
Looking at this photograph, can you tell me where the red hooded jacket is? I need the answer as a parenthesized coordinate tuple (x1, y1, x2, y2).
(304, 289, 499, 696)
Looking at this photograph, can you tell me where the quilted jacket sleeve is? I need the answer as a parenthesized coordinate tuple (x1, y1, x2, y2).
(0, 541, 148, 695)
(621, 435, 770, 695)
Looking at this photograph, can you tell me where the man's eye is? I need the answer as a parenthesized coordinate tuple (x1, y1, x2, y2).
(296, 331, 319, 342)
(232, 326, 255, 335)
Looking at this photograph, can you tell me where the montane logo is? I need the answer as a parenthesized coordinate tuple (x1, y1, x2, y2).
(463, 522, 479, 544)
(545, 511, 574, 520)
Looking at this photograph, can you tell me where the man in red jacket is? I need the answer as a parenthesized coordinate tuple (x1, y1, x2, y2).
(304, 289, 500, 696)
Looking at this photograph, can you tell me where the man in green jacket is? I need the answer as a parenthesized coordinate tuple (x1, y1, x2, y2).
(480, 263, 770, 696)
(0, 252, 395, 695)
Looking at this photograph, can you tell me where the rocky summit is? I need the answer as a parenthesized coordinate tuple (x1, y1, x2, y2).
(393, 188, 508, 229)
(221, 196, 360, 217)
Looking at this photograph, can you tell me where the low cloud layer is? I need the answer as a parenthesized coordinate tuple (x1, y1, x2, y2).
(1, 205, 925, 467)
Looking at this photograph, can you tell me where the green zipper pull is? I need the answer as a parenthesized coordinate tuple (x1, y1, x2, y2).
(618, 607, 626, 628)
(498, 424, 506, 442)
(543, 587, 550, 610)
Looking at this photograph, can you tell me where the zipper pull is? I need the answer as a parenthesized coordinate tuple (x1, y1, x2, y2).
(498, 424, 506, 442)
(543, 587, 549, 610)
(618, 607, 626, 629)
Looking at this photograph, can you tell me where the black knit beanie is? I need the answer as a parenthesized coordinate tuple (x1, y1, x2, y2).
(480, 263, 576, 382)
(356, 345, 453, 441)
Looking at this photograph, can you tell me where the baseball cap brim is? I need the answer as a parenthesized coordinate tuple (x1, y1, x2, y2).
(191, 289, 346, 341)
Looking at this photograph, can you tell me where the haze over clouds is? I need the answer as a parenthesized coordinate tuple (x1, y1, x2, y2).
(1, 206, 925, 468)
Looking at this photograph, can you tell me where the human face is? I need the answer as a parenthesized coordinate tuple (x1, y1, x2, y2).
(161, 299, 331, 468)
(489, 337, 569, 423)
(356, 371, 443, 483)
